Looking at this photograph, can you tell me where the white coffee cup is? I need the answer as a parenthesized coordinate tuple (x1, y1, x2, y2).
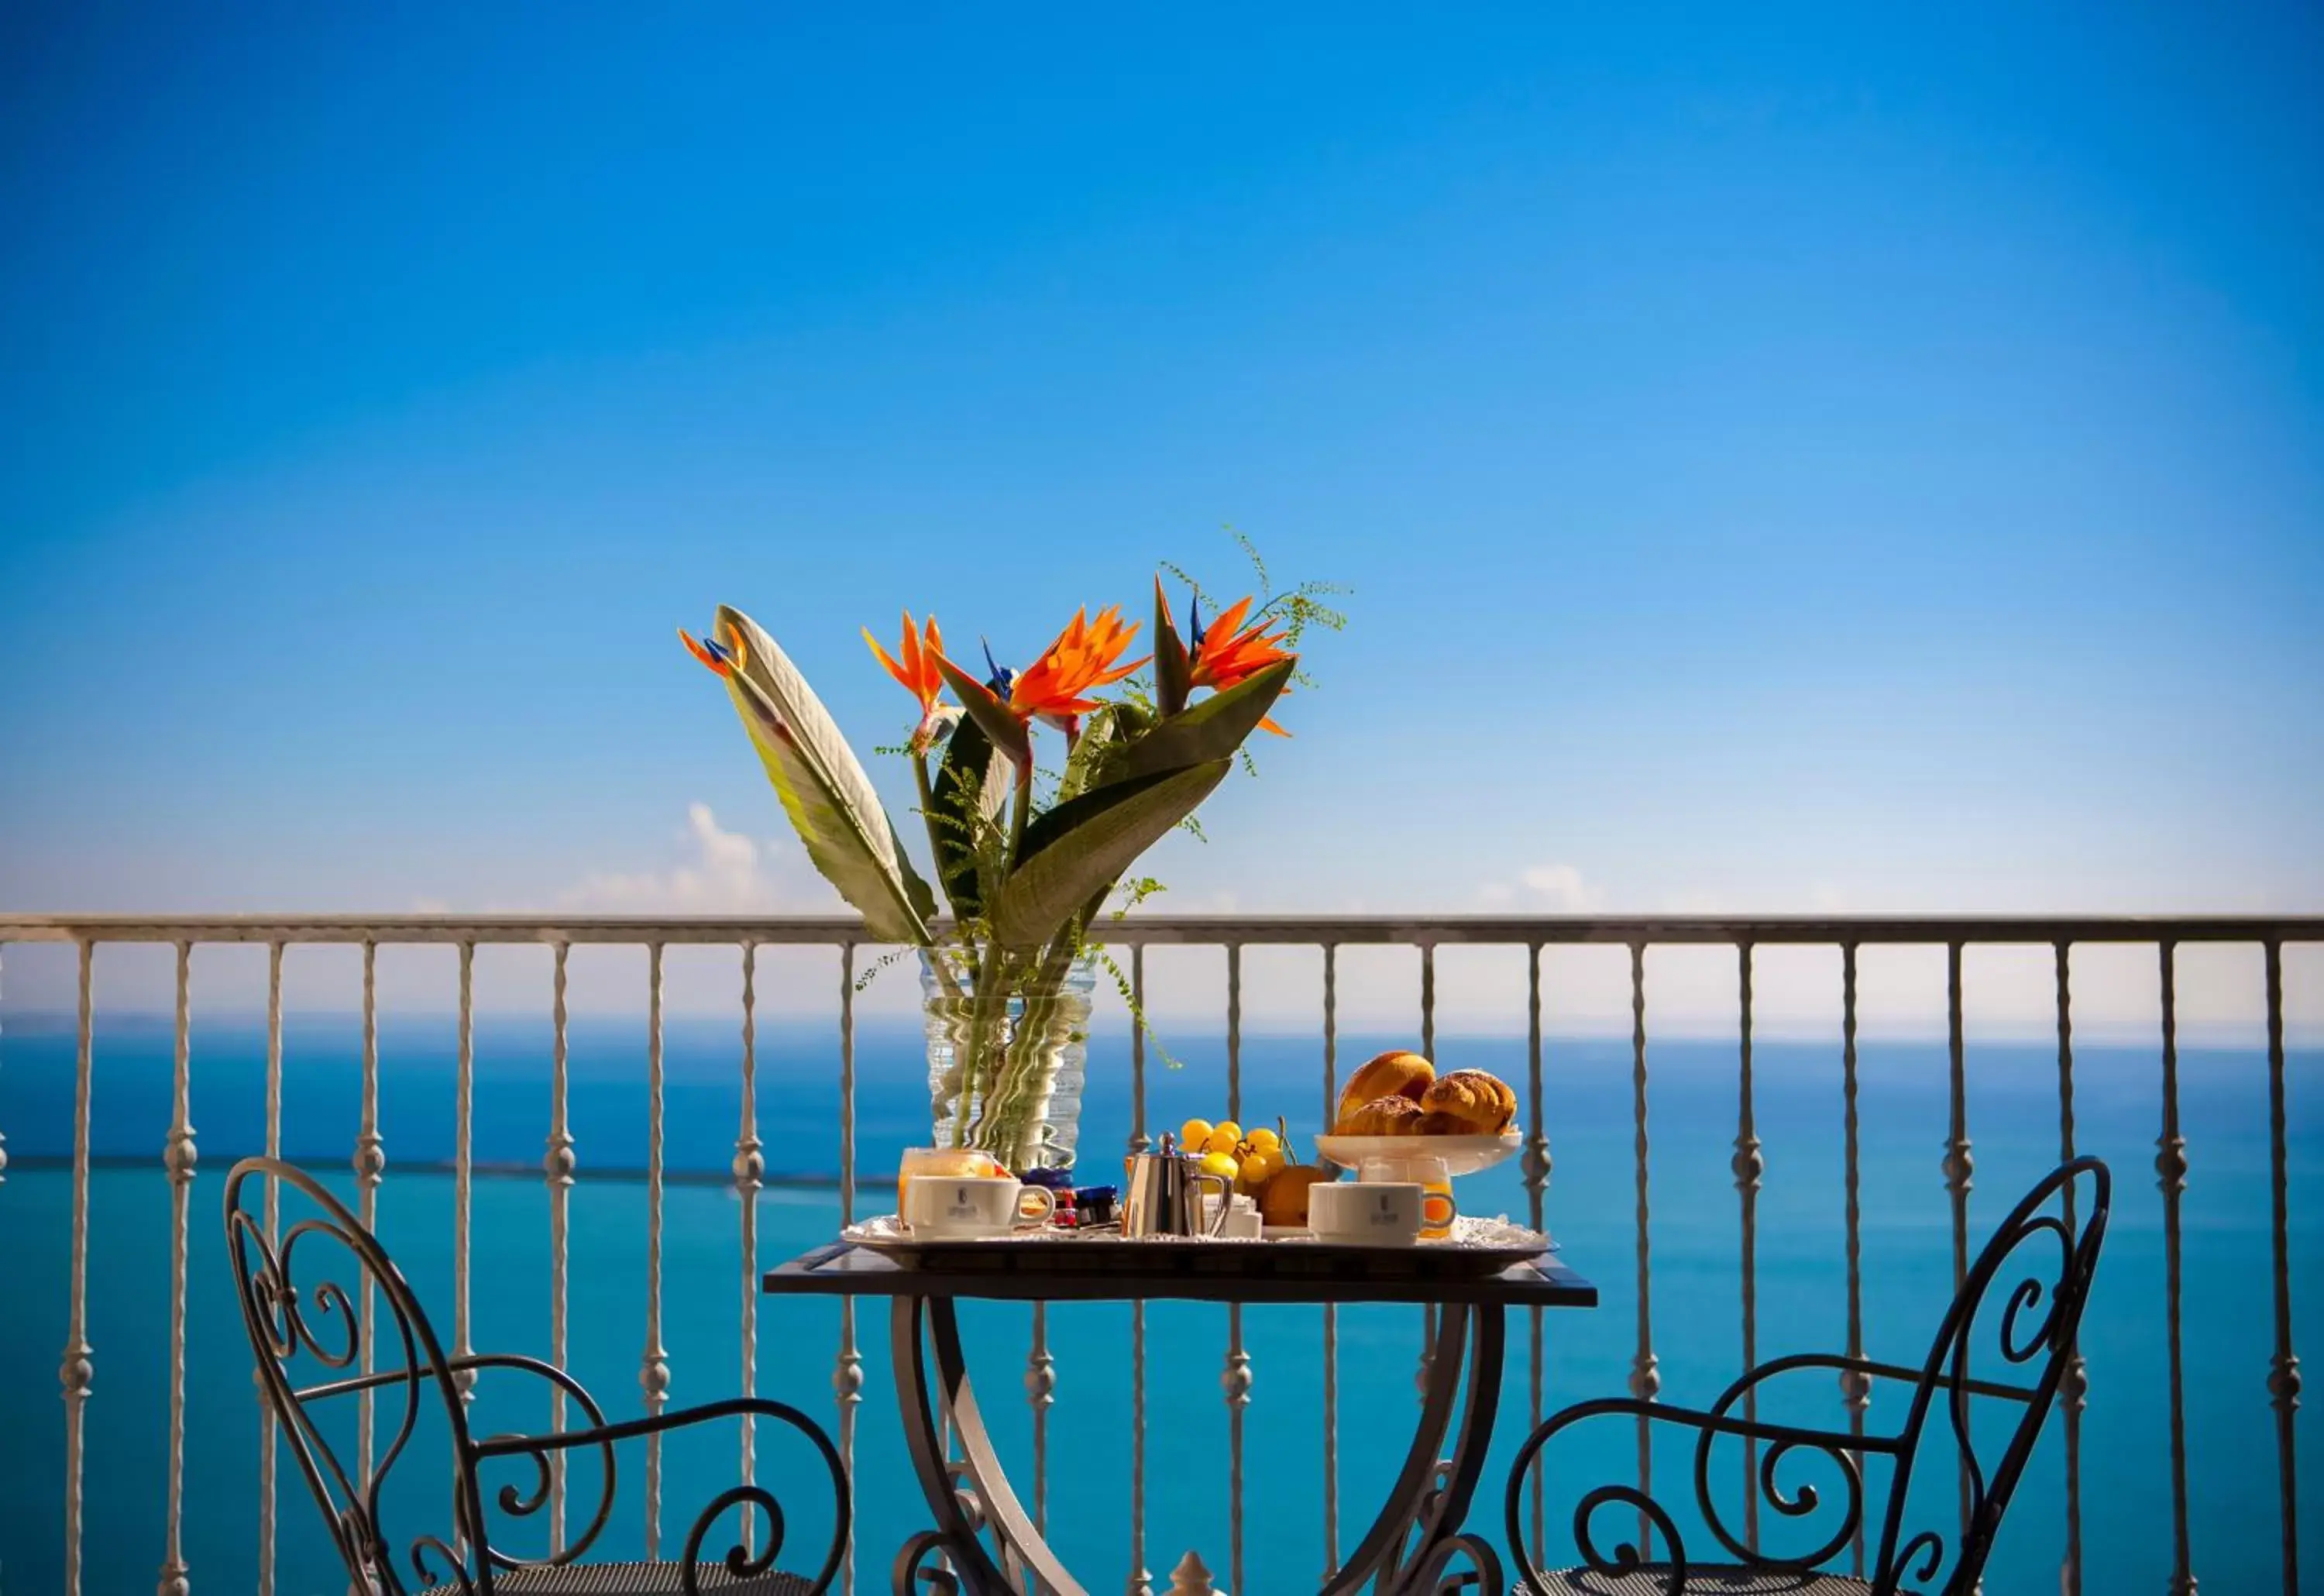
(904, 1175, 1057, 1238)
(1357, 1153, 1458, 1238)
(1307, 1180, 1425, 1246)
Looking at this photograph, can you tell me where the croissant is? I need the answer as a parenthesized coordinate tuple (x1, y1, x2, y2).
(1417, 1069, 1517, 1134)
(1341, 1094, 1425, 1137)
(1334, 1050, 1434, 1130)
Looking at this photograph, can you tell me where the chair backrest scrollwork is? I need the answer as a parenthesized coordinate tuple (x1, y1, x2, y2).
(225, 1157, 491, 1594)
(1870, 1156, 2110, 1595)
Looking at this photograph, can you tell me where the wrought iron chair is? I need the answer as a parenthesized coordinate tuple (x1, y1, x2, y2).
(224, 1156, 848, 1594)
(1505, 1157, 2109, 1596)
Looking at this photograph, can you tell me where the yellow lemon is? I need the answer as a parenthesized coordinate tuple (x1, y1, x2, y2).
(1205, 1121, 1243, 1155)
(1179, 1117, 1214, 1151)
(1198, 1149, 1240, 1184)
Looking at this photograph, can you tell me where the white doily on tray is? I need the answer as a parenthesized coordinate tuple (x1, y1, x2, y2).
(843, 1212, 1552, 1250)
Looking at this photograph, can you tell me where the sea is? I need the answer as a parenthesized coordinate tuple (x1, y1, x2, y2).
(0, 1013, 2315, 1594)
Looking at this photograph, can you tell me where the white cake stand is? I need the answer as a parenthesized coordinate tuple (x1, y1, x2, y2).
(1312, 1130, 1524, 1178)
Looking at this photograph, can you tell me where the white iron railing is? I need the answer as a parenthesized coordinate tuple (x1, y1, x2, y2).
(0, 911, 2315, 1595)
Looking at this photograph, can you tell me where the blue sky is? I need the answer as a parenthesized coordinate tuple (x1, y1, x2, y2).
(2, 5, 2319, 1023)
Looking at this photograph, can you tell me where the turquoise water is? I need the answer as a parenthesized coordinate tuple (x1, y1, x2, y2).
(0, 1016, 2316, 1593)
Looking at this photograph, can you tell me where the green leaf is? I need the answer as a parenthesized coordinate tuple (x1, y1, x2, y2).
(988, 759, 1231, 950)
(1153, 579, 1192, 717)
(1055, 703, 1126, 804)
(713, 606, 936, 944)
(933, 653, 1032, 766)
(927, 711, 1012, 919)
(1092, 657, 1294, 790)
(1034, 879, 1119, 982)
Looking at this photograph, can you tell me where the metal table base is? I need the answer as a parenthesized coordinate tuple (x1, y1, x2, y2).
(763, 1242, 1597, 1596)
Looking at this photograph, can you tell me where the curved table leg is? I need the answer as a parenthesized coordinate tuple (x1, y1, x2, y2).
(1401, 1305, 1506, 1594)
(1323, 1303, 1508, 1596)
(894, 1294, 1504, 1596)
(892, 1294, 1089, 1596)
(892, 1295, 1019, 1594)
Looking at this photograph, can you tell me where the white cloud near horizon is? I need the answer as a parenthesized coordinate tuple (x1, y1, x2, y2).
(558, 803, 838, 914)
(1479, 862, 1604, 912)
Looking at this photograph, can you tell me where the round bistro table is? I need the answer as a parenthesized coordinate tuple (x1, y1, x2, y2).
(764, 1237, 1597, 1596)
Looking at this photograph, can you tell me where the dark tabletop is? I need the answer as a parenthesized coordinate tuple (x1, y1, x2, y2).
(762, 1240, 1597, 1308)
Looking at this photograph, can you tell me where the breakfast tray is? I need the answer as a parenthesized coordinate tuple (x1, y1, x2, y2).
(840, 1212, 1553, 1279)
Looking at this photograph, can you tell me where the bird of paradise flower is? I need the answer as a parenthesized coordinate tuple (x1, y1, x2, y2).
(679, 542, 1342, 1164)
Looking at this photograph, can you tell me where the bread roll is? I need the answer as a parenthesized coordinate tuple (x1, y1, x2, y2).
(1418, 1068, 1517, 1133)
(1341, 1095, 1425, 1137)
(1334, 1050, 1434, 1130)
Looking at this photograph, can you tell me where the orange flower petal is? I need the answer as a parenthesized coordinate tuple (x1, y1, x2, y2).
(717, 620, 749, 669)
(1186, 594, 1291, 690)
(1007, 604, 1147, 720)
(864, 627, 913, 692)
(899, 608, 922, 685)
(679, 628, 730, 676)
(1202, 596, 1253, 646)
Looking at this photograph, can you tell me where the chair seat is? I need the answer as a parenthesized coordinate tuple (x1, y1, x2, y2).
(422, 1562, 815, 1594)
(1532, 1567, 1871, 1595)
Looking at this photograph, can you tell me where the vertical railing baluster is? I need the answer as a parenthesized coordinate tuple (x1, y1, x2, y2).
(1129, 945, 1153, 1596)
(1523, 942, 1551, 1565)
(1130, 944, 1150, 1161)
(1027, 937, 1053, 1537)
(356, 939, 383, 1492)
(1839, 943, 1867, 1577)
(1734, 941, 1762, 1553)
(1321, 943, 1340, 1585)
(2054, 942, 2084, 1596)
(2157, 941, 2195, 1596)
(1418, 942, 1439, 1405)
(454, 941, 476, 1411)
(546, 941, 574, 1551)
(1419, 941, 1436, 1061)
(643, 943, 669, 1559)
(1223, 943, 1250, 1596)
(61, 937, 95, 1596)
(1627, 942, 1659, 1555)
(837, 943, 862, 1596)
(737, 943, 763, 1549)
(2263, 939, 2301, 1596)
(1942, 941, 1974, 1550)
(159, 939, 194, 1596)
(259, 941, 284, 1596)
(1030, 1301, 1054, 1539)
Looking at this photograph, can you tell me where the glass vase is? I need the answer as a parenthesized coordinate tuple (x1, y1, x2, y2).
(920, 950, 1098, 1174)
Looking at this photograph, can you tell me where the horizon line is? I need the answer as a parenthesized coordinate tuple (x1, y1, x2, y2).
(1, 1006, 2309, 1050)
